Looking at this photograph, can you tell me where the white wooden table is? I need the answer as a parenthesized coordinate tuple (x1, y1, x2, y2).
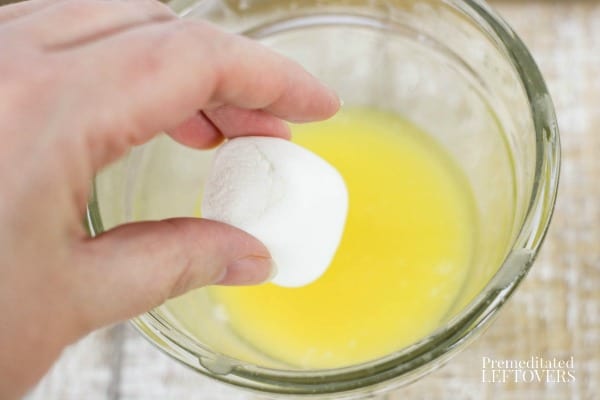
(22, 1, 600, 399)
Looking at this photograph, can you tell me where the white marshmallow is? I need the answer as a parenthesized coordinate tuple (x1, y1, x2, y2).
(201, 136, 348, 287)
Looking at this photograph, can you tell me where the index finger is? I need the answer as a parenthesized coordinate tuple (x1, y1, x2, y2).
(65, 18, 339, 167)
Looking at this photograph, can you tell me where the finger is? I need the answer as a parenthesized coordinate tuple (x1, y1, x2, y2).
(0, 0, 67, 23)
(168, 112, 224, 149)
(67, 19, 339, 167)
(73, 218, 273, 329)
(205, 106, 292, 140)
(14, 0, 175, 49)
(167, 106, 291, 149)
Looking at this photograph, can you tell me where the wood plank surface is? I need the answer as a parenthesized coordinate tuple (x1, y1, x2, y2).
(17, 1, 600, 399)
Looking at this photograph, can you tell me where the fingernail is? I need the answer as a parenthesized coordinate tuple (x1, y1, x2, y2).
(216, 256, 276, 286)
(327, 85, 342, 109)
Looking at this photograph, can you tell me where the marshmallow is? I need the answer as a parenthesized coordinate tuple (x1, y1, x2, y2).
(201, 136, 348, 287)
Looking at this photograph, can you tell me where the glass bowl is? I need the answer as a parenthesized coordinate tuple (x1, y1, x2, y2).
(87, 0, 560, 397)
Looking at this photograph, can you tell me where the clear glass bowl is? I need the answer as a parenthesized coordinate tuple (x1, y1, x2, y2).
(87, 0, 560, 397)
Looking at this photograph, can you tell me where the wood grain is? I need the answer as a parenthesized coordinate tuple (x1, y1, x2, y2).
(20, 1, 600, 399)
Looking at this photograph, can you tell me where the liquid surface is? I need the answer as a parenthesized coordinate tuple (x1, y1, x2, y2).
(202, 108, 475, 368)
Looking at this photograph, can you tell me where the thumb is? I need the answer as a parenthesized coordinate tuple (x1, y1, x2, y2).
(72, 218, 273, 330)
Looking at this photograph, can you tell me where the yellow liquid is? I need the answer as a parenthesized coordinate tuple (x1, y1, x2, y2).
(207, 108, 476, 369)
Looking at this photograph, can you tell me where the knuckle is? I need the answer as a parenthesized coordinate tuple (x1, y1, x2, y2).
(54, 0, 175, 21)
(167, 19, 235, 91)
(162, 220, 196, 297)
(171, 18, 223, 44)
(162, 219, 217, 297)
(126, 0, 176, 19)
(153, 19, 225, 60)
(56, 0, 101, 19)
(127, 20, 207, 85)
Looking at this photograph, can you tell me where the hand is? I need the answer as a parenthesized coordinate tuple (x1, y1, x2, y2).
(0, 0, 339, 398)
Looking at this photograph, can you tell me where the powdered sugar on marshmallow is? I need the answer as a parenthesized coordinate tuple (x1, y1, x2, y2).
(202, 136, 348, 287)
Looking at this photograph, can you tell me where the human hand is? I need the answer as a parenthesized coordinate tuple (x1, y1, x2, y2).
(0, 0, 339, 398)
